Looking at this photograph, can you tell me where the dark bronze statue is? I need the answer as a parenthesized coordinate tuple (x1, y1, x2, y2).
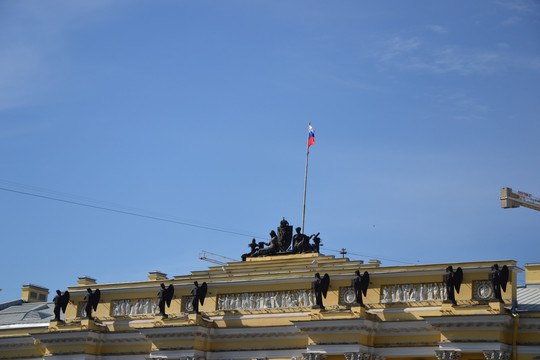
(443, 266, 463, 305)
(52, 290, 70, 322)
(83, 288, 100, 320)
(255, 230, 279, 256)
(241, 218, 321, 259)
(157, 283, 174, 318)
(242, 239, 259, 261)
(489, 264, 509, 302)
(312, 272, 330, 310)
(312, 233, 322, 253)
(352, 270, 370, 307)
(292, 227, 313, 253)
(277, 218, 293, 252)
(191, 281, 208, 314)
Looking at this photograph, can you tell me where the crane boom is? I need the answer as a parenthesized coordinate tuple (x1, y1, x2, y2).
(500, 187, 540, 212)
(199, 250, 237, 265)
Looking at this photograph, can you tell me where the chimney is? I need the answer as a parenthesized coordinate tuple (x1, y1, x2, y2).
(148, 271, 168, 281)
(368, 259, 381, 267)
(77, 276, 97, 286)
(21, 284, 49, 302)
(525, 264, 540, 288)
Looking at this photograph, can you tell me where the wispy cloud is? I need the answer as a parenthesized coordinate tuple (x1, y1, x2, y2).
(497, 0, 539, 13)
(501, 16, 522, 26)
(378, 38, 500, 75)
(380, 37, 422, 62)
(425, 25, 448, 34)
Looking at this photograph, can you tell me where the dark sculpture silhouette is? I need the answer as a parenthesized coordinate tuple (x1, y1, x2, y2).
(277, 218, 293, 252)
(157, 283, 174, 318)
(352, 270, 370, 307)
(241, 218, 322, 259)
(83, 288, 100, 320)
(292, 227, 313, 253)
(312, 233, 322, 253)
(242, 239, 258, 261)
(255, 230, 279, 256)
(191, 281, 208, 314)
(53, 290, 70, 322)
(312, 272, 330, 310)
(443, 266, 463, 305)
(489, 264, 509, 302)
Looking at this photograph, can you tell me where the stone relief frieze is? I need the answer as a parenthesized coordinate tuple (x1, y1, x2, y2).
(111, 298, 157, 316)
(380, 282, 448, 304)
(217, 290, 315, 311)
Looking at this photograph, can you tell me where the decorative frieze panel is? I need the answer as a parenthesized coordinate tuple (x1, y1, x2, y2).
(217, 290, 315, 311)
(79, 299, 157, 318)
(483, 351, 511, 360)
(302, 353, 327, 360)
(111, 298, 157, 316)
(474, 281, 494, 300)
(381, 282, 447, 303)
(344, 352, 370, 360)
(340, 288, 357, 305)
(435, 350, 461, 360)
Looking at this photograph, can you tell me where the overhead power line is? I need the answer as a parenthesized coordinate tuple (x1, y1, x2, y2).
(0, 186, 265, 240)
(323, 247, 417, 265)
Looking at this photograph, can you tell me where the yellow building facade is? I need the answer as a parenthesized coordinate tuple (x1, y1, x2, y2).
(1, 254, 539, 360)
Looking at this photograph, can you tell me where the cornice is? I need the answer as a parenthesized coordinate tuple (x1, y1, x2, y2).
(293, 318, 377, 335)
(518, 318, 540, 332)
(423, 314, 513, 331)
(376, 320, 437, 335)
(207, 325, 303, 341)
(438, 342, 512, 353)
(139, 325, 210, 341)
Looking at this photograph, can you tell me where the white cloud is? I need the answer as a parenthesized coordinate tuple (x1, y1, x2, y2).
(380, 37, 422, 62)
(425, 25, 448, 34)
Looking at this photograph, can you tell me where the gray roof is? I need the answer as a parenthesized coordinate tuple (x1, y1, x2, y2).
(0, 301, 54, 326)
(516, 286, 540, 313)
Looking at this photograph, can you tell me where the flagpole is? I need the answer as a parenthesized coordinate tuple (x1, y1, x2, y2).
(301, 123, 311, 233)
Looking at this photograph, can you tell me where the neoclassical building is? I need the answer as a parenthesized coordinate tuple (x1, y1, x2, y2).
(1, 253, 539, 360)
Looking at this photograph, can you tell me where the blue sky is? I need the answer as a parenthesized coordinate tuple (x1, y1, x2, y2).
(1, 1, 539, 301)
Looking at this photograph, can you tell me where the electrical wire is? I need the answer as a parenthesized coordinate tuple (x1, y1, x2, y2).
(323, 247, 417, 265)
(0, 186, 267, 240)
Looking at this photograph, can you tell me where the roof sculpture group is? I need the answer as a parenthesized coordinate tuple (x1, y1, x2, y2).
(49, 249, 509, 322)
(242, 218, 322, 261)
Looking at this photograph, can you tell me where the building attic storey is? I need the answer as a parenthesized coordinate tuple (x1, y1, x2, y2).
(0, 219, 539, 360)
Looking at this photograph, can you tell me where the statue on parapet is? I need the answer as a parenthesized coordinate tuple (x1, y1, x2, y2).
(489, 264, 509, 302)
(312, 272, 330, 310)
(191, 281, 208, 314)
(292, 228, 320, 254)
(443, 266, 463, 305)
(352, 270, 370, 307)
(254, 230, 279, 256)
(53, 290, 70, 322)
(83, 288, 100, 320)
(241, 239, 258, 261)
(241, 218, 321, 259)
(157, 283, 174, 318)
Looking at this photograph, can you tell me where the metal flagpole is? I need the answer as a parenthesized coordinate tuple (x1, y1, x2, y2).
(301, 123, 311, 233)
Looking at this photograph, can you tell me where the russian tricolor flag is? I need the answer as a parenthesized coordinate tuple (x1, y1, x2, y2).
(308, 124, 315, 148)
